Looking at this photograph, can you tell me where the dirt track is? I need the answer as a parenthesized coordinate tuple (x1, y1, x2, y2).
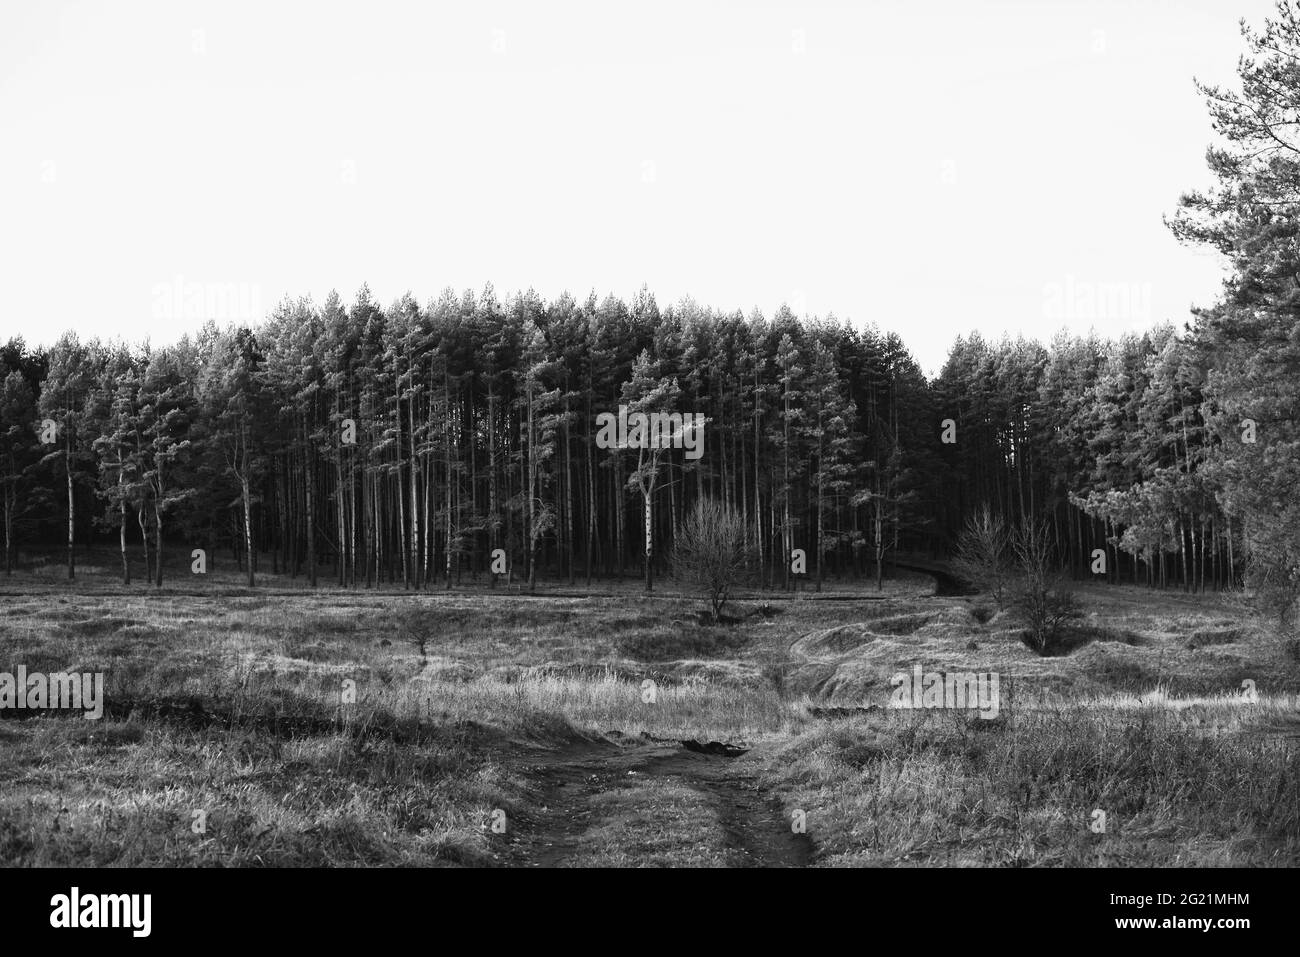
(505, 736, 813, 868)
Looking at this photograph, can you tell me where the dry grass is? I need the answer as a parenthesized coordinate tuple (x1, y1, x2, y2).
(758, 701, 1300, 866)
(1, 563, 1297, 867)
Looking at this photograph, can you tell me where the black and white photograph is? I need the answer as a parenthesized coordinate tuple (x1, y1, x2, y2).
(0, 0, 1293, 938)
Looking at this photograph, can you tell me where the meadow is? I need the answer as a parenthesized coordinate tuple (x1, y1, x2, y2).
(1, 551, 1297, 867)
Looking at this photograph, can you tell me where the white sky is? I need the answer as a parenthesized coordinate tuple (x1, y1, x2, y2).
(0, 0, 1267, 375)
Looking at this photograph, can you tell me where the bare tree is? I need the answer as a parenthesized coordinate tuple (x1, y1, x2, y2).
(951, 505, 1013, 608)
(1011, 518, 1081, 653)
(671, 498, 753, 623)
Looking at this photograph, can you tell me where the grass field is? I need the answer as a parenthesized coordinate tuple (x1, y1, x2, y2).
(1, 551, 1297, 867)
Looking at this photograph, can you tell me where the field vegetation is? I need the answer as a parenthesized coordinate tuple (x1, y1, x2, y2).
(1, 551, 1296, 867)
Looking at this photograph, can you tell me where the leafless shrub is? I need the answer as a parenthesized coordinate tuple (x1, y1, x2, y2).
(1011, 518, 1081, 654)
(670, 498, 755, 623)
(951, 505, 1013, 608)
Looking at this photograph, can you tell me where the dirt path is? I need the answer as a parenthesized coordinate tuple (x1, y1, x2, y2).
(505, 736, 813, 868)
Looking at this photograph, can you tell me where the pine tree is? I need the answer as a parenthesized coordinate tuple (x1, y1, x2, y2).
(804, 342, 858, 591)
(618, 350, 683, 592)
(138, 344, 196, 586)
(87, 345, 145, 584)
(772, 330, 805, 589)
(517, 316, 561, 592)
(38, 333, 92, 580)
(1169, 0, 1300, 617)
(198, 325, 267, 586)
(0, 366, 39, 574)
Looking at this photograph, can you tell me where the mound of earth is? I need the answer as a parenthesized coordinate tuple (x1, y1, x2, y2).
(416, 660, 478, 682)
(781, 660, 892, 704)
(912, 606, 984, 636)
(795, 624, 881, 657)
(870, 612, 938, 636)
(1021, 623, 1146, 657)
(663, 659, 769, 689)
(810, 664, 895, 703)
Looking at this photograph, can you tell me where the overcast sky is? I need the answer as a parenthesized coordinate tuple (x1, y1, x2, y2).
(0, 0, 1270, 375)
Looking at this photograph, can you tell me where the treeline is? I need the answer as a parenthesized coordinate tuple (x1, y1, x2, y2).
(0, 288, 946, 590)
(0, 287, 1279, 597)
(934, 325, 1238, 592)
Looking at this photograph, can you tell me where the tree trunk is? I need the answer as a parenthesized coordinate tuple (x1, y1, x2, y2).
(585, 398, 595, 586)
(874, 506, 884, 591)
(408, 387, 420, 589)
(782, 388, 791, 591)
(154, 501, 164, 587)
(565, 400, 575, 585)
(643, 491, 653, 592)
(753, 363, 762, 589)
(3, 492, 12, 576)
(305, 430, 317, 588)
(242, 475, 255, 587)
(445, 371, 454, 590)
(527, 377, 537, 593)
(815, 465, 824, 593)
(65, 434, 75, 581)
(1226, 513, 1235, 586)
(119, 476, 129, 585)
(138, 506, 151, 583)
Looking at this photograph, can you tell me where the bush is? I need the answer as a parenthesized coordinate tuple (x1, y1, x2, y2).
(951, 506, 1014, 608)
(1010, 519, 1082, 654)
(670, 498, 755, 623)
(1243, 519, 1300, 640)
